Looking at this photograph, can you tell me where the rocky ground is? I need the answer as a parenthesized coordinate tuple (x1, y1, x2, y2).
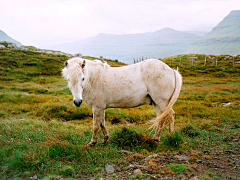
(34, 133, 239, 180)
(70, 132, 240, 180)
(76, 146, 239, 180)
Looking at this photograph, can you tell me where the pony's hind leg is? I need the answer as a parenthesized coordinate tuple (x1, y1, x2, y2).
(152, 104, 166, 141)
(168, 109, 175, 133)
(152, 118, 165, 141)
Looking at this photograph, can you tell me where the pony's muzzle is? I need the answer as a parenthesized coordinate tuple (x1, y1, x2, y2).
(73, 99, 82, 107)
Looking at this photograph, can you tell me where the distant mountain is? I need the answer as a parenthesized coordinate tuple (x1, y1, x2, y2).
(51, 10, 240, 64)
(186, 31, 208, 37)
(0, 30, 21, 46)
(51, 37, 94, 55)
(52, 28, 200, 64)
(188, 10, 240, 55)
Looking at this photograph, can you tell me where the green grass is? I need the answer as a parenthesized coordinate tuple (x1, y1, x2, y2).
(0, 119, 124, 179)
(110, 127, 157, 151)
(161, 132, 183, 149)
(168, 163, 188, 174)
(0, 48, 239, 179)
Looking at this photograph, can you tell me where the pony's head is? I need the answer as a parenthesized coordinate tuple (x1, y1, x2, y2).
(62, 58, 86, 107)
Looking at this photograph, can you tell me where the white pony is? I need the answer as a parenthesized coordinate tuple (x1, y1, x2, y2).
(62, 58, 182, 146)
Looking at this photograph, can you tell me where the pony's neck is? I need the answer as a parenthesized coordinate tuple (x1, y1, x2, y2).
(83, 61, 104, 91)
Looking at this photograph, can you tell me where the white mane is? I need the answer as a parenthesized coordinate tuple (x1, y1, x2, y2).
(92, 59, 110, 69)
(62, 57, 110, 84)
(62, 58, 83, 84)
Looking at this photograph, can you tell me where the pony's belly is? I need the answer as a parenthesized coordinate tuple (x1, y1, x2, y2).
(107, 95, 151, 108)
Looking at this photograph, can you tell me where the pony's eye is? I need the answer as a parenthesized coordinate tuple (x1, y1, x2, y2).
(82, 77, 85, 81)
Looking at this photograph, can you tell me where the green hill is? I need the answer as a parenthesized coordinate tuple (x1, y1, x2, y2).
(188, 10, 240, 55)
(206, 10, 240, 38)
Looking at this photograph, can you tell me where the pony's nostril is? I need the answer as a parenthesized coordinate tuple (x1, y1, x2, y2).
(73, 100, 82, 107)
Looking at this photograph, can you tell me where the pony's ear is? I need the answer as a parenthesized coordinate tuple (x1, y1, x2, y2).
(82, 60, 86, 69)
(64, 61, 68, 67)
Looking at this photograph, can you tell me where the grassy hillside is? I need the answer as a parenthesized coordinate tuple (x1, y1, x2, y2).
(188, 10, 240, 55)
(0, 49, 239, 179)
(205, 10, 240, 38)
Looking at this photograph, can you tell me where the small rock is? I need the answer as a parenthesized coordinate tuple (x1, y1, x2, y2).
(120, 150, 133, 154)
(129, 169, 144, 179)
(203, 150, 210, 154)
(0, 166, 8, 172)
(220, 67, 226, 71)
(136, 165, 149, 170)
(225, 150, 233, 154)
(196, 159, 202, 164)
(133, 169, 142, 175)
(174, 155, 190, 161)
(31, 174, 38, 180)
(222, 102, 231, 107)
(190, 176, 199, 180)
(75, 53, 82, 57)
(0, 44, 6, 49)
(115, 166, 121, 171)
(126, 164, 135, 169)
(145, 154, 158, 160)
(7, 43, 19, 49)
(105, 163, 115, 174)
(233, 124, 240, 129)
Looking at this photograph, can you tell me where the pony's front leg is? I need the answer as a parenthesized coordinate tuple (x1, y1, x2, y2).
(88, 108, 108, 146)
(100, 113, 109, 144)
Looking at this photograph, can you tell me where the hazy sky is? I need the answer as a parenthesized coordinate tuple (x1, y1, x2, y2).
(1, 0, 239, 48)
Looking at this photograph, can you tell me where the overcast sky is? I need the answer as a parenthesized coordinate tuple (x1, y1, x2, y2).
(1, 0, 239, 48)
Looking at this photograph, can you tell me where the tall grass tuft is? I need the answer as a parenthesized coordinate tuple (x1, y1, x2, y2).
(110, 127, 157, 151)
(168, 163, 188, 174)
(180, 125, 200, 138)
(161, 132, 183, 148)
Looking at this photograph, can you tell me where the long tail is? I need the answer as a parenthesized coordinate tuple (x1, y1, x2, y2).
(150, 68, 182, 129)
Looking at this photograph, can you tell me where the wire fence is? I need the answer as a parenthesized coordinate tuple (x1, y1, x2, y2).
(133, 54, 240, 68)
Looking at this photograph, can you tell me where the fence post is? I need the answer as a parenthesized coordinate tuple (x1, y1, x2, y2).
(204, 56, 207, 67)
(216, 57, 218, 66)
(170, 58, 175, 66)
(179, 56, 182, 67)
(233, 55, 235, 68)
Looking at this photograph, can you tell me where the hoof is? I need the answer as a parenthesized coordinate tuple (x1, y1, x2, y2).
(102, 136, 109, 144)
(152, 137, 160, 142)
(87, 141, 97, 146)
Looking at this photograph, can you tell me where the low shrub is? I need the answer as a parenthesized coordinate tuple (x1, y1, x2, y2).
(60, 165, 75, 176)
(180, 125, 200, 138)
(168, 163, 188, 174)
(110, 127, 157, 151)
(161, 132, 183, 148)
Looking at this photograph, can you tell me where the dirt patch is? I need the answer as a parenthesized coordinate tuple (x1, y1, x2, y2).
(84, 148, 240, 179)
